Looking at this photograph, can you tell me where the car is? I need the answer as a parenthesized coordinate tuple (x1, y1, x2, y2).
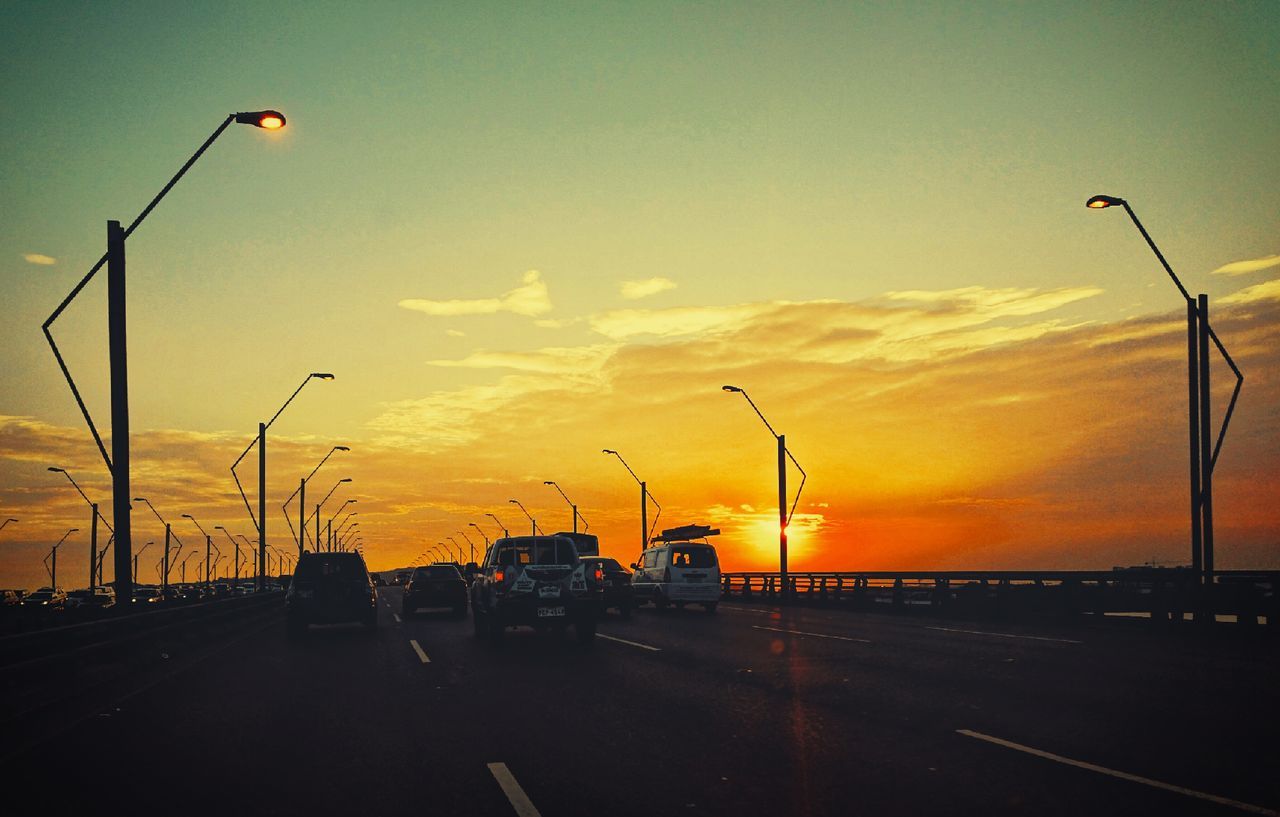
(630, 525, 722, 613)
(579, 557, 634, 618)
(1, 589, 23, 607)
(208, 583, 232, 599)
(402, 565, 467, 618)
(286, 551, 378, 637)
(470, 534, 603, 644)
(132, 585, 163, 605)
(22, 587, 67, 609)
(65, 588, 114, 610)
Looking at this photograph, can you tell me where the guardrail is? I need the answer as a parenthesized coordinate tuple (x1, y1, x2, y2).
(0, 591, 284, 671)
(720, 569, 1278, 628)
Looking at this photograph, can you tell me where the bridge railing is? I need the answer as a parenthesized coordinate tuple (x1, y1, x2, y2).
(720, 568, 1278, 627)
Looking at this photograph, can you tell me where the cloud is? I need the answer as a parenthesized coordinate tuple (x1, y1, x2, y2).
(428, 345, 618, 375)
(620, 277, 677, 300)
(445, 329, 466, 338)
(398, 270, 551, 317)
(1213, 254, 1280, 276)
(589, 302, 785, 339)
(1219, 278, 1280, 305)
(23, 253, 56, 265)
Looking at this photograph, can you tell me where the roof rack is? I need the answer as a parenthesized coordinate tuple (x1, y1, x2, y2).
(650, 524, 720, 544)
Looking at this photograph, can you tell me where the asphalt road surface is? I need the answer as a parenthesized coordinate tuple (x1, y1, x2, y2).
(5, 589, 1277, 816)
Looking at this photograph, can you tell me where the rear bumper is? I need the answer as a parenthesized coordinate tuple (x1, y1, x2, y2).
(489, 593, 601, 625)
(660, 583, 721, 602)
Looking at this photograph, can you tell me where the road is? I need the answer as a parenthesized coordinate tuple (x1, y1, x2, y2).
(4, 588, 1277, 816)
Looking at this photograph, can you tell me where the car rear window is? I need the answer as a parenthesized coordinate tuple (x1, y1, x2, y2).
(413, 566, 460, 579)
(670, 547, 717, 568)
(295, 555, 368, 580)
(493, 537, 579, 566)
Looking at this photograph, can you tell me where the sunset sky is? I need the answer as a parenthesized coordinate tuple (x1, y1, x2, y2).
(2, 2, 1277, 589)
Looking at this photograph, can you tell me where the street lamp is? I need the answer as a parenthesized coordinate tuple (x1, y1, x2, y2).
(49, 466, 114, 589)
(722, 385, 807, 600)
(304, 477, 352, 552)
(457, 530, 477, 564)
(231, 372, 335, 590)
(602, 449, 661, 550)
(282, 445, 350, 556)
(543, 481, 588, 533)
(214, 526, 244, 585)
(44, 528, 79, 589)
(181, 513, 216, 589)
(236, 534, 256, 578)
(508, 499, 541, 536)
(178, 551, 199, 584)
(135, 496, 185, 591)
(325, 499, 357, 551)
(1086, 194, 1243, 596)
(447, 536, 465, 563)
(42, 109, 288, 606)
(133, 541, 152, 582)
(484, 513, 509, 540)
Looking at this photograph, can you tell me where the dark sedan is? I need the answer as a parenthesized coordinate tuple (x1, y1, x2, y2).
(580, 557, 634, 618)
(402, 565, 467, 618)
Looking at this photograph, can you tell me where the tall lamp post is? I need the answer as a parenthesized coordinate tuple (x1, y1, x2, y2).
(508, 499, 541, 536)
(1086, 195, 1243, 599)
(722, 385, 807, 601)
(215, 526, 243, 585)
(49, 466, 113, 590)
(457, 530, 477, 564)
(231, 372, 335, 590)
(543, 481, 588, 533)
(180, 514, 214, 589)
(236, 535, 256, 580)
(42, 109, 286, 607)
(282, 445, 350, 556)
(133, 542, 152, 583)
(602, 449, 661, 549)
(44, 528, 79, 588)
(469, 523, 490, 562)
(485, 513, 509, 540)
(447, 536, 465, 563)
(304, 478, 352, 552)
(325, 500, 356, 551)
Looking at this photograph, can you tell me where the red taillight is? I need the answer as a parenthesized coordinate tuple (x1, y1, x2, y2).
(494, 568, 505, 584)
(593, 566, 604, 584)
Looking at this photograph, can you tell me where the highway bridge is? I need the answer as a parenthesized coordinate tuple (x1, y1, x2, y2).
(3, 586, 1276, 816)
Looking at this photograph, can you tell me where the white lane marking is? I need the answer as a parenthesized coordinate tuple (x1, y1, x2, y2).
(752, 624, 870, 643)
(409, 639, 430, 663)
(722, 605, 770, 614)
(957, 730, 1278, 816)
(487, 762, 542, 817)
(597, 633, 662, 652)
(927, 626, 1082, 644)
(393, 613, 402, 623)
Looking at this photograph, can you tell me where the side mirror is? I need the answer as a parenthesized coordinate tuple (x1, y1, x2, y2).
(629, 563, 638, 570)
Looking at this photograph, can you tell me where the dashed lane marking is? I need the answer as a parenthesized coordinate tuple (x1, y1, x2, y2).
(409, 639, 430, 663)
(393, 614, 402, 623)
(957, 729, 1277, 816)
(927, 626, 1082, 644)
(597, 633, 662, 652)
(752, 624, 870, 643)
(488, 762, 542, 817)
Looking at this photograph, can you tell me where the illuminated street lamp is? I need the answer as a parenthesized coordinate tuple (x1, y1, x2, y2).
(602, 449, 661, 550)
(282, 445, 350, 556)
(232, 372, 335, 590)
(44, 528, 79, 589)
(722, 385, 807, 600)
(543, 481, 588, 533)
(42, 109, 288, 606)
(1086, 195, 1243, 596)
(49, 466, 113, 589)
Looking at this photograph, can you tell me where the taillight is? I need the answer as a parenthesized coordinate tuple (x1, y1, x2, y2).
(494, 568, 505, 584)
(593, 566, 604, 584)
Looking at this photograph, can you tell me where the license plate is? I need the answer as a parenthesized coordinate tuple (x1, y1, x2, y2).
(536, 606, 565, 618)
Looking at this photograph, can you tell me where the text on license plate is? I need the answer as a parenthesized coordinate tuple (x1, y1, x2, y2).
(536, 606, 565, 618)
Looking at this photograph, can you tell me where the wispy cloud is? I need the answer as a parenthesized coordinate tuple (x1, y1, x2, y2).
(1219, 278, 1280, 305)
(445, 329, 466, 338)
(1212, 254, 1280, 276)
(428, 345, 618, 374)
(620, 277, 677, 300)
(398, 270, 551, 317)
(23, 253, 56, 266)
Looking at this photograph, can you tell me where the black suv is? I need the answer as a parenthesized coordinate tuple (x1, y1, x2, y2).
(402, 565, 467, 618)
(470, 535, 602, 644)
(579, 557, 634, 618)
(286, 552, 377, 637)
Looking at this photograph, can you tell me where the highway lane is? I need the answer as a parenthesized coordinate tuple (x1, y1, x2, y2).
(3, 588, 1276, 816)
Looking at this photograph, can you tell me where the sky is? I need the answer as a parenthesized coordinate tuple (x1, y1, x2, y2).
(1, 1, 1277, 589)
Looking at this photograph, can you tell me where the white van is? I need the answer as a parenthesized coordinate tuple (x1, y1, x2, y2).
(631, 528, 721, 613)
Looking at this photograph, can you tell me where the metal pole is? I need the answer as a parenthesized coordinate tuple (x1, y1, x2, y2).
(572, 504, 578, 534)
(298, 478, 306, 557)
(51, 545, 58, 589)
(205, 535, 212, 589)
(1198, 294, 1215, 591)
(327, 520, 332, 552)
(258, 422, 266, 591)
(163, 523, 171, 594)
(1186, 300, 1203, 584)
(89, 503, 98, 591)
(107, 220, 133, 604)
(640, 481, 648, 549)
(315, 504, 321, 554)
(778, 434, 789, 601)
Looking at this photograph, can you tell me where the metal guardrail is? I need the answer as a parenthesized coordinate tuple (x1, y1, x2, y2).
(0, 591, 284, 670)
(720, 569, 1278, 627)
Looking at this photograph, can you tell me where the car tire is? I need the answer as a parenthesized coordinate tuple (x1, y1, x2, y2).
(576, 617, 597, 645)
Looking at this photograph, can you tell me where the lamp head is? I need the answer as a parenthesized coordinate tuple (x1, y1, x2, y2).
(543, 480, 555, 486)
(235, 110, 286, 130)
(310, 372, 335, 380)
(133, 496, 146, 502)
(1086, 194, 1125, 210)
(508, 499, 518, 505)
(335, 446, 350, 451)
(722, 385, 743, 393)
(48, 466, 64, 473)
(340, 478, 353, 484)
(602, 449, 616, 455)
(181, 514, 193, 519)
